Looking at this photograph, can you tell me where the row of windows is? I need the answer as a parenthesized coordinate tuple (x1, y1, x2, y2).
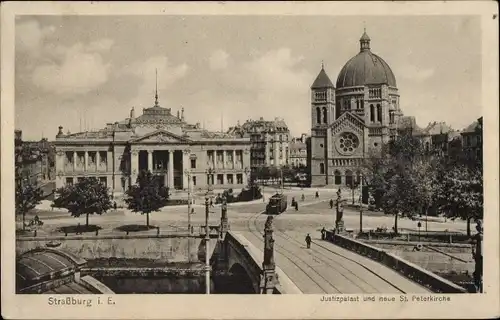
(250, 134, 290, 142)
(369, 88, 382, 98)
(207, 150, 243, 164)
(206, 173, 244, 185)
(342, 99, 365, 110)
(64, 151, 108, 166)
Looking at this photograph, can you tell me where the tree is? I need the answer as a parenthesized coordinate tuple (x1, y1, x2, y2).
(52, 177, 112, 227)
(435, 164, 483, 236)
(364, 132, 434, 234)
(124, 170, 169, 227)
(16, 182, 43, 230)
(15, 145, 43, 230)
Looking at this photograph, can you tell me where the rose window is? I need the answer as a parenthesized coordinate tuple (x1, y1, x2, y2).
(336, 132, 359, 154)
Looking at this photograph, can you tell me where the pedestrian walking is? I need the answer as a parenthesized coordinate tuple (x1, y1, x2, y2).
(113, 202, 117, 210)
(295, 201, 299, 211)
(301, 194, 305, 202)
(305, 234, 312, 249)
(321, 227, 326, 240)
(315, 191, 319, 199)
(329, 199, 334, 209)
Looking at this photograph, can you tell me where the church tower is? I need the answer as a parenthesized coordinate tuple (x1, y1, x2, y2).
(309, 64, 335, 186)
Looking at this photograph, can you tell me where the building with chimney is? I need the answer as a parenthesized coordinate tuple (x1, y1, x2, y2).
(289, 134, 308, 168)
(227, 117, 291, 170)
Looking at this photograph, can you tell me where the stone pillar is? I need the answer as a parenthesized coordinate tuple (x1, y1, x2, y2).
(131, 150, 139, 185)
(220, 198, 229, 238)
(232, 150, 236, 169)
(73, 151, 77, 172)
(182, 149, 190, 190)
(107, 151, 112, 173)
(84, 151, 88, 172)
(147, 150, 153, 172)
(96, 151, 100, 171)
(335, 188, 345, 233)
(273, 138, 279, 167)
(261, 216, 277, 294)
(168, 150, 174, 189)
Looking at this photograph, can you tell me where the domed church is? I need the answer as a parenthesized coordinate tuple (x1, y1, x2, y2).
(308, 30, 404, 187)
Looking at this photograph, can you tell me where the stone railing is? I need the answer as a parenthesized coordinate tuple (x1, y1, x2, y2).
(325, 231, 467, 293)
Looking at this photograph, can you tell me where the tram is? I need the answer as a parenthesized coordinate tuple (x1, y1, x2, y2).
(266, 193, 288, 215)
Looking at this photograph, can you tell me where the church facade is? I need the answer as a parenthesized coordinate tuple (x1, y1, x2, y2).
(54, 93, 251, 195)
(308, 30, 404, 187)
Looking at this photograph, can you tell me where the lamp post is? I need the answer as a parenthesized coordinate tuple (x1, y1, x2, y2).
(359, 173, 363, 234)
(204, 167, 215, 294)
(184, 169, 192, 234)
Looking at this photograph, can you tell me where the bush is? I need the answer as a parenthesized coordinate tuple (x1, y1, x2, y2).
(164, 199, 189, 206)
(237, 185, 263, 202)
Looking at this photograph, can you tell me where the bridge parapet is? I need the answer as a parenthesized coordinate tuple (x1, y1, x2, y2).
(214, 231, 301, 294)
(325, 230, 467, 293)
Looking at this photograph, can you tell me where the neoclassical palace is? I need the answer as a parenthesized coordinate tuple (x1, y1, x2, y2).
(54, 93, 251, 194)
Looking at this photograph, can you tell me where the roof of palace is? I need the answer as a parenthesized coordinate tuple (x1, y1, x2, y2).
(55, 97, 249, 144)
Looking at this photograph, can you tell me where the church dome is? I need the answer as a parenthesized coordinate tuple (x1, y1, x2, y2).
(336, 31, 397, 89)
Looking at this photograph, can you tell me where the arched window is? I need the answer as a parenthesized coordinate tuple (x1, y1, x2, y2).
(356, 171, 361, 184)
(370, 104, 375, 122)
(356, 100, 360, 109)
(316, 107, 321, 124)
(345, 170, 353, 187)
(323, 107, 327, 124)
(377, 104, 382, 122)
(334, 170, 341, 185)
(320, 163, 325, 174)
(361, 100, 364, 109)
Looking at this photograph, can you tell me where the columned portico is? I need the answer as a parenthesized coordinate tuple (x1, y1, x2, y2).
(168, 150, 174, 188)
(182, 149, 190, 190)
(147, 150, 153, 172)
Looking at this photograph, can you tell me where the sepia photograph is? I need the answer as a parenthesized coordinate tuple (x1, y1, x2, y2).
(2, 1, 499, 319)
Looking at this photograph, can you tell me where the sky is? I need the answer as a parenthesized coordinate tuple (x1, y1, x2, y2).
(15, 15, 482, 140)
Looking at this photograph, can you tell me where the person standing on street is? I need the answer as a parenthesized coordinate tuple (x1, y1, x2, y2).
(329, 199, 334, 209)
(321, 227, 326, 240)
(305, 234, 312, 249)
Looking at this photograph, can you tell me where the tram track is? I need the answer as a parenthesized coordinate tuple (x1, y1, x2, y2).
(245, 211, 341, 293)
(270, 220, 407, 293)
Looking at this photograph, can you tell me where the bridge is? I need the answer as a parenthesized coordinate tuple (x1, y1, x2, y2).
(212, 212, 467, 294)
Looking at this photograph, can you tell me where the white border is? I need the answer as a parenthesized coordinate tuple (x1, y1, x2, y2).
(2, 2, 499, 319)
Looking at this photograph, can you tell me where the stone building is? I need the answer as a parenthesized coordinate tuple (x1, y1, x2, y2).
(460, 117, 483, 165)
(309, 30, 404, 187)
(289, 135, 308, 168)
(53, 92, 251, 195)
(227, 117, 291, 169)
(15, 130, 54, 188)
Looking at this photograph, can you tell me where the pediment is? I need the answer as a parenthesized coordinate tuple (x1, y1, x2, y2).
(330, 112, 365, 135)
(129, 130, 191, 144)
